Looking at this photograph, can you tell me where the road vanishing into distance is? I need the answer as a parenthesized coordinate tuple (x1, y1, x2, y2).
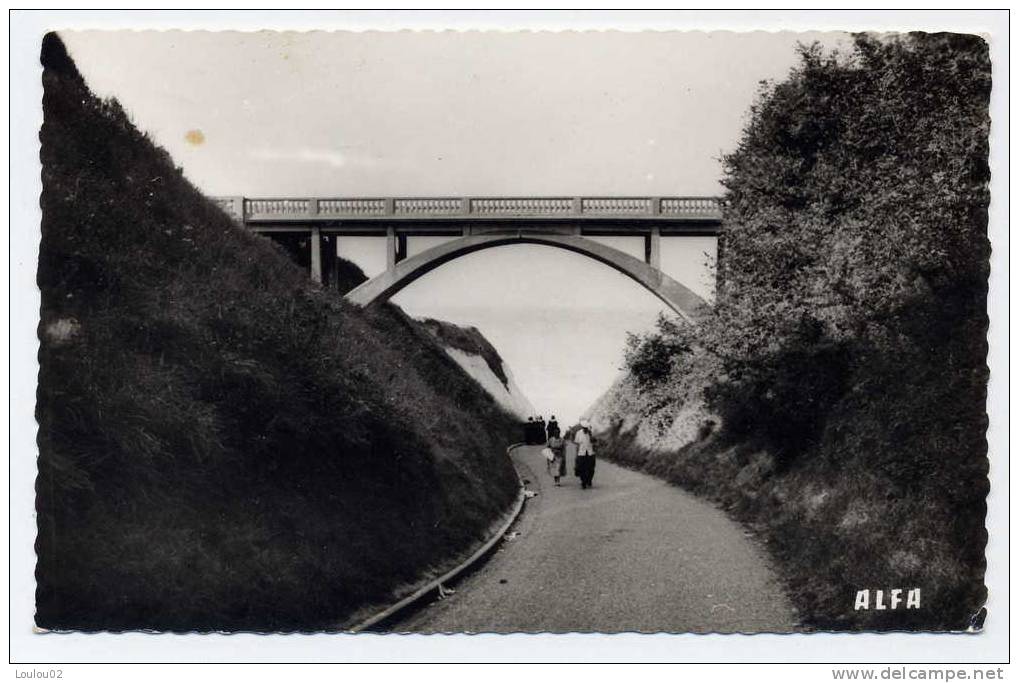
(392, 444, 800, 633)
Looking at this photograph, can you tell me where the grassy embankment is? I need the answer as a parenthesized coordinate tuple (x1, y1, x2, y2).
(597, 382, 987, 632)
(594, 35, 989, 632)
(36, 33, 522, 632)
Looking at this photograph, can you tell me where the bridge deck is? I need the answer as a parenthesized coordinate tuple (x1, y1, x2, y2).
(213, 196, 723, 227)
(209, 195, 721, 291)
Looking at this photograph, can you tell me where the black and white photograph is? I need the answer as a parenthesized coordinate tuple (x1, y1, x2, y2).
(10, 9, 1008, 668)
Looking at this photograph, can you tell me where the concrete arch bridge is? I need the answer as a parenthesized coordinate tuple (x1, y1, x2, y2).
(213, 196, 722, 322)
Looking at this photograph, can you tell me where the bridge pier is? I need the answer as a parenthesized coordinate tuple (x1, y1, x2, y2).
(310, 227, 322, 283)
(386, 226, 397, 271)
(648, 226, 661, 269)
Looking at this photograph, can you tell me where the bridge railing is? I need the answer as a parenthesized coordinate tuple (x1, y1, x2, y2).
(212, 196, 723, 222)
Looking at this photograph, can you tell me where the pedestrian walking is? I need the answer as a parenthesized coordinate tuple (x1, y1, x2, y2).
(542, 442, 556, 477)
(546, 415, 560, 439)
(573, 419, 596, 489)
(546, 435, 567, 486)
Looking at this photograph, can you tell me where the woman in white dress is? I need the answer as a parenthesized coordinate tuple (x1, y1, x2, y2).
(573, 419, 596, 489)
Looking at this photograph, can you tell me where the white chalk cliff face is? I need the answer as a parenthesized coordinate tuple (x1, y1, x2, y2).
(442, 347, 535, 420)
(585, 372, 715, 452)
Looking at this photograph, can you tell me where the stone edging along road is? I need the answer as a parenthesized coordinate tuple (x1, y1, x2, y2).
(349, 443, 528, 633)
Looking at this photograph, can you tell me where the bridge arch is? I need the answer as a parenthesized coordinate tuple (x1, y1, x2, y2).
(345, 233, 709, 323)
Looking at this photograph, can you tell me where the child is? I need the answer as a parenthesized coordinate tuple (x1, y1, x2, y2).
(547, 435, 567, 487)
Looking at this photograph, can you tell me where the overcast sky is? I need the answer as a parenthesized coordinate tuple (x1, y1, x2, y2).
(61, 29, 850, 425)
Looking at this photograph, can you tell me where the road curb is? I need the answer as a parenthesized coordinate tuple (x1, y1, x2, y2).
(349, 443, 528, 633)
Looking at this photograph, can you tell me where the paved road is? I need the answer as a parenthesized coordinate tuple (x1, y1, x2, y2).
(392, 444, 799, 633)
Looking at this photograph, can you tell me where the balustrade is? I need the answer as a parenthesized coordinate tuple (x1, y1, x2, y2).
(318, 198, 387, 215)
(470, 198, 573, 215)
(212, 198, 241, 220)
(216, 195, 722, 221)
(581, 197, 652, 214)
(245, 198, 310, 215)
(661, 197, 721, 216)
(394, 198, 461, 214)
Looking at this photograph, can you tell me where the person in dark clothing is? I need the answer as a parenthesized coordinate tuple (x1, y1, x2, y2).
(525, 416, 538, 444)
(546, 415, 560, 440)
(537, 415, 546, 441)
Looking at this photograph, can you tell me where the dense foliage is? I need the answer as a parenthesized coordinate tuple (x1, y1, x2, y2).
(618, 33, 990, 630)
(36, 33, 521, 631)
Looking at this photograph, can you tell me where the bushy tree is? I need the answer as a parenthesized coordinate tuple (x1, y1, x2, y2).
(623, 314, 692, 387)
(705, 33, 990, 459)
(619, 32, 991, 630)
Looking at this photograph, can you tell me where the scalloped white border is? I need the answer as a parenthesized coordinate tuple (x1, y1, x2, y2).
(8, 10, 1009, 664)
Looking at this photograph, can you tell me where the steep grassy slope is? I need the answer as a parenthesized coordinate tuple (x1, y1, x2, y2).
(36, 33, 521, 632)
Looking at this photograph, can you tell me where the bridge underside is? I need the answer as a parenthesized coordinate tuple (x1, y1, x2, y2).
(213, 196, 721, 318)
(346, 232, 710, 321)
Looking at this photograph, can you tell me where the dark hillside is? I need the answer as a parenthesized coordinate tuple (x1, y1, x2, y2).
(36, 33, 520, 632)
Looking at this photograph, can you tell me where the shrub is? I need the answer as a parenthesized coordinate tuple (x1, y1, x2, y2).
(616, 33, 990, 630)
